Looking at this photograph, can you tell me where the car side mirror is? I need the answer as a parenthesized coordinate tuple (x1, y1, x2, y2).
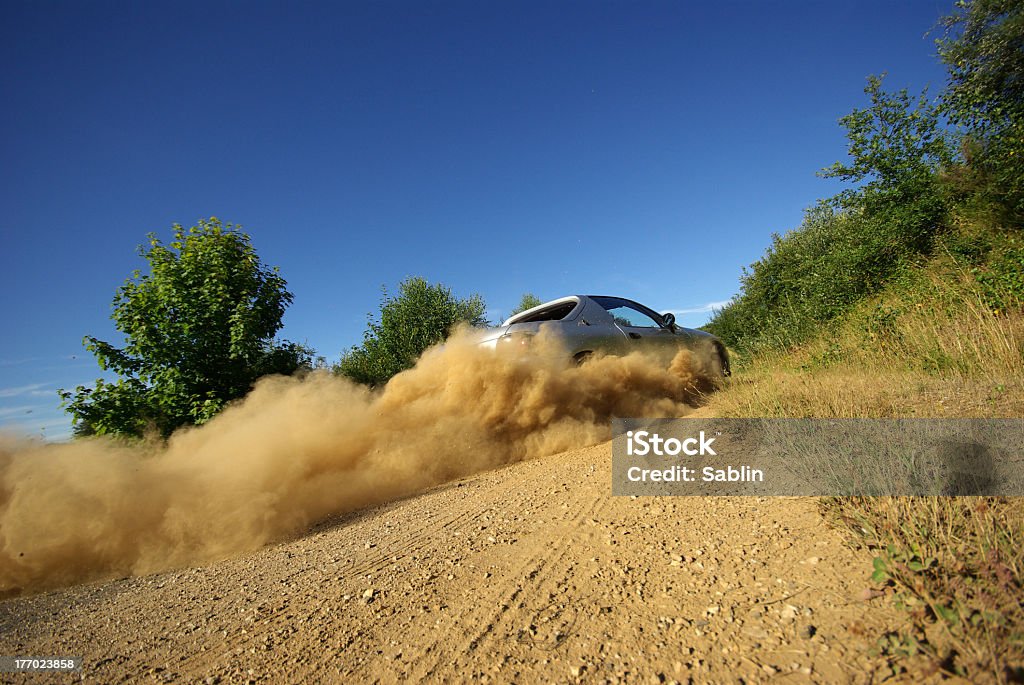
(661, 312, 676, 328)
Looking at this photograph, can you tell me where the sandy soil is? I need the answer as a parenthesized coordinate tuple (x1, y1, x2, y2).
(0, 441, 903, 684)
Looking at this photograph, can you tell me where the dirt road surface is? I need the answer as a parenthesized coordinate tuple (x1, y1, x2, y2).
(0, 441, 901, 684)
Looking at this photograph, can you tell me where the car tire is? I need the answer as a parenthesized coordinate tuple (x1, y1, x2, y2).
(714, 343, 731, 377)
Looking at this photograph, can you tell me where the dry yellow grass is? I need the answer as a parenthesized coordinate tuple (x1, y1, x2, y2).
(701, 267, 1024, 682)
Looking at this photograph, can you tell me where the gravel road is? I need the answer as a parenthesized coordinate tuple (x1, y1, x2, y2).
(0, 441, 901, 684)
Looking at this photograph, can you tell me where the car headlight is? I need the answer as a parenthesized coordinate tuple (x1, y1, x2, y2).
(497, 331, 534, 349)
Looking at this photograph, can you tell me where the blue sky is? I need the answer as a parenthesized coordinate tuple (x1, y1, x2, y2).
(1, 0, 952, 440)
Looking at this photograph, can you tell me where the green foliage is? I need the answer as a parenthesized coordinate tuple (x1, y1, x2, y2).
(706, 202, 946, 353)
(820, 75, 951, 259)
(60, 218, 312, 438)
(939, 0, 1024, 126)
(970, 236, 1024, 312)
(938, 0, 1024, 224)
(335, 277, 487, 386)
(510, 293, 543, 316)
(820, 74, 952, 198)
(707, 0, 1024, 354)
(826, 497, 1024, 680)
(707, 77, 952, 352)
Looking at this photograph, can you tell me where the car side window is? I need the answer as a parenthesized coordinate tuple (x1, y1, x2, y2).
(604, 305, 662, 328)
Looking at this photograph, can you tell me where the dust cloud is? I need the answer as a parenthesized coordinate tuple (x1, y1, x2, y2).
(0, 330, 719, 596)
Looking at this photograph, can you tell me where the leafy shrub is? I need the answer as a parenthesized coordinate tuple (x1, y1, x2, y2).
(61, 218, 312, 438)
(336, 277, 487, 386)
(706, 77, 951, 353)
(938, 0, 1024, 226)
(510, 293, 543, 317)
(971, 238, 1024, 313)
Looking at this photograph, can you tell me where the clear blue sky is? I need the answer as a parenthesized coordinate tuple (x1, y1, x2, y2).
(1, 0, 952, 440)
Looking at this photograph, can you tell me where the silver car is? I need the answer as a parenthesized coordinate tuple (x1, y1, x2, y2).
(477, 295, 730, 376)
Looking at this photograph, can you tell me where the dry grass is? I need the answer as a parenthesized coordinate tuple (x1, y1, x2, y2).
(825, 496, 1023, 682)
(704, 267, 1024, 682)
(711, 369, 1023, 420)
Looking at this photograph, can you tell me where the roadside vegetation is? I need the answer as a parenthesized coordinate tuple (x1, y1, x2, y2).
(62, 223, 485, 433)
(61, 218, 314, 439)
(708, 252, 1023, 680)
(510, 293, 543, 316)
(333, 276, 487, 386)
(704, 1, 1023, 680)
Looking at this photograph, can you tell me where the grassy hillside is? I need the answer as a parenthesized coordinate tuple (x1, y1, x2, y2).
(704, 231, 1023, 680)
(711, 227, 1023, 418)
(698, 2, 1024, 678)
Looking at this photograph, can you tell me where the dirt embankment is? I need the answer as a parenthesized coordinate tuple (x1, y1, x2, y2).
(0, 440, 901, 684)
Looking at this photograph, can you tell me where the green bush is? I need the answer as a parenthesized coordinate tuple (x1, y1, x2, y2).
(706, 76, 952, 353)
(510, 293, 543, 317)
(971, 237, 1024, 313)
(335, 277, 487, 386)
(61, 218, 313, 438)
(938, 0, 1024, 226)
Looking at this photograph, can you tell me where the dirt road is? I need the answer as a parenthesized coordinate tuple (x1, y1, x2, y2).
(0, 441, 900, 684)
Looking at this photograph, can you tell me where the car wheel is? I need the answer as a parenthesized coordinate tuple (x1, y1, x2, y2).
(714, 343, 731, 377)
(573, 350, 593, 366)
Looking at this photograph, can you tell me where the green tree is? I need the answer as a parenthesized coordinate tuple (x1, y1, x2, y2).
(820, 75, 952, 265)
(820, 74, 952, 201)
(510, 293, 543, 316)
(61, 218, 312, 438)
(336, 277, 487, 386)
(708, 76, 954, 353)
(938, 0, 1024, 223)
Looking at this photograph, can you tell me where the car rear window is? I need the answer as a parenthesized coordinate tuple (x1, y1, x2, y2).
(510, 300, 577, 323)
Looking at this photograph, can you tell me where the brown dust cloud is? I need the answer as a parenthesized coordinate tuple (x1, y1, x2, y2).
(0, 331, 719, 596)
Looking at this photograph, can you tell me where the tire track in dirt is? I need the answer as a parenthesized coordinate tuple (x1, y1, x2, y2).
(402, 489, 606, 682)
(0, 442, 907, 684)
(156, 477, 518, 681)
